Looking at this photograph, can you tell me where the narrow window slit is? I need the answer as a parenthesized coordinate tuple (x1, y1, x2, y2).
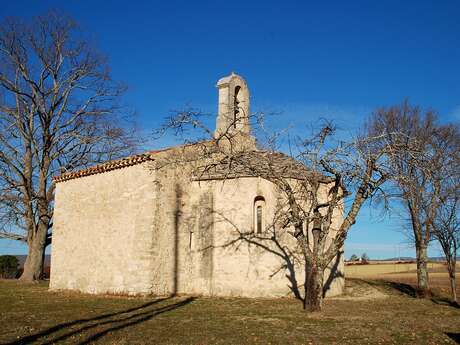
(254, 196, 266, 234)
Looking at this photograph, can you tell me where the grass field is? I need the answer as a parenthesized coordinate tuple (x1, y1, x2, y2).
(1, 277, 460, 345)
(345, 262, 459, 277)
(345, 262, 446, 277)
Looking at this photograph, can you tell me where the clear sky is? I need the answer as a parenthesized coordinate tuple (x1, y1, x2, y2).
(1, 0, 459, 258)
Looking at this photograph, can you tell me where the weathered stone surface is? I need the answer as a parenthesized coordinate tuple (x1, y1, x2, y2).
(50, 164, 157, 295)
(50, 162, 344, 297)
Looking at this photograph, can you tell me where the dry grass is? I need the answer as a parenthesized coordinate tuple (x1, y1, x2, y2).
(1, 279, 460, 344)
(344, 262, 457, 277)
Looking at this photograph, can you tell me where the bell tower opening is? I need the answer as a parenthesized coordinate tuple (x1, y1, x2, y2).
(233, 85, 241, 129)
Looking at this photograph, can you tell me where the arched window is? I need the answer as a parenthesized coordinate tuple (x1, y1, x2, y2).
(233, 86, 241, 128)
(254, 196, 265, 233)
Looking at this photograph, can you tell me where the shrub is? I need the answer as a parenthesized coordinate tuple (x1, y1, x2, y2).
(361, 253, 370, 264)
(0, 255, 19, 279)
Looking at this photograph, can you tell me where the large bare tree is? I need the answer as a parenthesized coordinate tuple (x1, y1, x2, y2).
(368, 101, 459, 297)
(156, 110, 393, 311)
(0, 12, 138, 281)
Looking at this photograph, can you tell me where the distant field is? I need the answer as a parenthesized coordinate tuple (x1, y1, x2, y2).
(1, 279, 460, 344)
(344, 262, 456, 277)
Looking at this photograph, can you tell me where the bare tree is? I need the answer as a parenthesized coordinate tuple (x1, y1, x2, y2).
(434, 192, 459, 304)
(0, 12, 138, 281)
(368, 101, 458, 297)
(155, 109, 393, 311)
(430, 124, 460, 304)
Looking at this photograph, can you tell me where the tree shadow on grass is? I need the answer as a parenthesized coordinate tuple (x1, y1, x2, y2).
(349, 279, 418, 298)
(378, 281, 418, 298)
(364, 279, 460, 308)
(430, 295, 460, 308)
(446, 333, 460, 344)
(6, 296, 195, 345)
(378, 280, 459, 307)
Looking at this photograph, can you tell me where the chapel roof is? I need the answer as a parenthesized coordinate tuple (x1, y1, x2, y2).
(53, 145, 181, 183)
(193, 150, 329, 182)
(53, 144, 327, 184)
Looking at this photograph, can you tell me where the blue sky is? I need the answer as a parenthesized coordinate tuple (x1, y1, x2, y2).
(1, 1, 459, 258)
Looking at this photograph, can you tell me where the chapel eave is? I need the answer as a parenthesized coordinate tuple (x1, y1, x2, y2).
(53, 153, 155, 183)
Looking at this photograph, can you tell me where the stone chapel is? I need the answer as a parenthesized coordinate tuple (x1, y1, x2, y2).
(50, 73, 344, 297)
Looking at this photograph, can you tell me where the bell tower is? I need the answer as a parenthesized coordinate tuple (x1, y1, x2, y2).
(215, 72, 251, 138)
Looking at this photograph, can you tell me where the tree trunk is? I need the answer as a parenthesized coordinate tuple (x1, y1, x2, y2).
(447, 258, 457, 304)
(19, 227, 47, 282)
(415, 244, 430, 297)
(19, 153, 52, 282)
(449, 272, 457, 305)
(304, 260, 324, 312)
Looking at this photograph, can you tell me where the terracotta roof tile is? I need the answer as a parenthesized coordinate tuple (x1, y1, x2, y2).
(53, 141, 212, 183)
(53, 153, 156, 183)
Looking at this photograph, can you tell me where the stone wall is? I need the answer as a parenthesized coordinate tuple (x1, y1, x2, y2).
(50, 155, 344, 298)
(148, 159, 344, 297)
(200, 177, 344, 297)
(50, 163, 157, 295)
(147, 162, 216, 296)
